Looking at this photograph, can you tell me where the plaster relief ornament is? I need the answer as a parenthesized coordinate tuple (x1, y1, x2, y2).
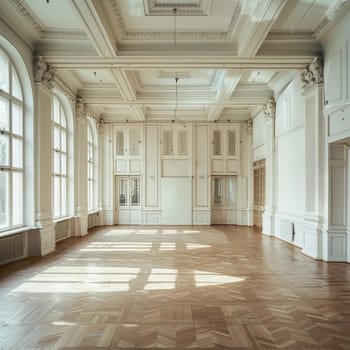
(33, 55, 55, 89)
(264, 97, 276, 121)
(75, 97, 86, 118)
(301, 57, 324, 90)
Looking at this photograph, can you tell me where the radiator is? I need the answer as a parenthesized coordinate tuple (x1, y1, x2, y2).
(280, 220, 294, 241)
(0, 233, 25, 266)
(55, 219, 70, 242)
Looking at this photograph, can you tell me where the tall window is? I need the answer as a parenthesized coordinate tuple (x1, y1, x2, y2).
(0, 47, 24, 231)
(87, 120, 97, 211)
(52, 96, 67, 218)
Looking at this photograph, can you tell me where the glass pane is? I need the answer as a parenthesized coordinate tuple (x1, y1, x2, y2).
(88, 143, 92, 162)
(53, 96, 60, 123)
(0, 134, 9, 166)
(87, 125, 92, 143)
(53, 127, 60, 150)
(131, 177, 140, 206)
(178, 129, 187, 156)
(213, 130, 221, 156)
(12, 69, 22, 100)
(88, 179, 93, 211)
(228, 130, 236, 156)
(163, 130, 173, 155)
(88, 162, 93, 179)
(54, 151, 60, 174)
(61, 154, 67, 175)
(12, 103, 23, 136)
(118, 178, 127, 206)
(12, 171, 23, 226)
(0, 171, 9, 229)
(213, 178, 223, 206)
(129, 129, 141, 156)
(61, 130, 67, 153)
(53, 176, 60, 217)
(115, 130, 124, 156)
(226, 177, 236, 208)
(60, 107, 67, 128)
(12, 137, 23, 168)
(61, 177, 67, 217)
(0, 50, 9, 93)
(0, 96, 9, 131)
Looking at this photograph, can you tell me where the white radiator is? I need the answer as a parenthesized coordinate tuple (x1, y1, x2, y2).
(0, 233, 25, 266)
(55, 219, 70, 242)
(280, 220, 294, 241)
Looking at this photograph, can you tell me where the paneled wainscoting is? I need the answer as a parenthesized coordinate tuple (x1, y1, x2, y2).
(0, 226, 350, 349)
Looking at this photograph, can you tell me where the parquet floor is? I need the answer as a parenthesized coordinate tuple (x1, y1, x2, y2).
(1, 226, 350, 350)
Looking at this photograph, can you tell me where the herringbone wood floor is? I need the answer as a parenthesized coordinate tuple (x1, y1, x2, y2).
(0, 225, 350, 349)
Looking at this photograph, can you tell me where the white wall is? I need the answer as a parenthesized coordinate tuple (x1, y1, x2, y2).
(275, 76, 305, 246)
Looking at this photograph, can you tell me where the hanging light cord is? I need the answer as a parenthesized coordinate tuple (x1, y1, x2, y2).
(173, 8, 177, 45)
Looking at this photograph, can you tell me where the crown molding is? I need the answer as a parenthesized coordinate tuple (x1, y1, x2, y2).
(10, 0, 88, 40)
(266, 31, 316, 41)
(144, 0, 210, 16)
(108, 0, 241, 41)
(314, 0, 348, 37)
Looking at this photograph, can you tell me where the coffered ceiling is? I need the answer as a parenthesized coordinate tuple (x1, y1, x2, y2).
(1, 0, 348, 123)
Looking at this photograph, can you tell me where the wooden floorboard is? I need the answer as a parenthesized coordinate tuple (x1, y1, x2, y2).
(0, 225, 350, 349)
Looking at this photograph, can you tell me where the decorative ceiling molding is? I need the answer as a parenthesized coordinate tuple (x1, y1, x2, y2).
(266, 31, 316, 41)
(144, 0, 210, 15)
(10, 0, 87, 40)
(314, 0, 348, 36)
(157, 70, 191, 79)
(108, 0, 241, 41)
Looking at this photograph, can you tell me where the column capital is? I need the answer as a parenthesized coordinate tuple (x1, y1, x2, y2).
(75, 96, 87, 119)
(301, 57, 324, 92)
(33, 55, 55, 90)
(247, 119, 253, 135)
(264, 97, 276, 122)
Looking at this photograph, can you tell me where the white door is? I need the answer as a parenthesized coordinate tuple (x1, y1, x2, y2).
(160, 177, 192, 225)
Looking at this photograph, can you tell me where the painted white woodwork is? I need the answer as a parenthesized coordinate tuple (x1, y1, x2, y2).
(115, 175, 142, 225)
(160, 178, 192, 225)
(114, 125, 143, 174)
(211, 176, 237, 224)
(322, 10, 350, 107)
(143, 211, 160, 225)
(302, 83, 324, 259)
(101, 124, 114, 225)
(74, 109, 88, 236)
(161, 124, 192, 177)
(210, 124, 240, 175)
(145, 125, 159, 209)
(34, 84, 55, 255)
(328, 105, 350, 142)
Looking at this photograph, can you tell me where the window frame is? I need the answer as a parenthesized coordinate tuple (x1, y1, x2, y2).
(0, 47, 24, 232)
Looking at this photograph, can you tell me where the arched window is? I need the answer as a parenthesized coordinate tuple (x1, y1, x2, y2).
(52, 95, 68, 218)
(87, 119, 97, 211)
(0, 47, 24, 231)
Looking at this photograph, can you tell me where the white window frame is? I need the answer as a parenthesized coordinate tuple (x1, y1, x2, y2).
(87, 120, 97, 212)
(0, 47, 24, 232)
(52, 95, 68, 219)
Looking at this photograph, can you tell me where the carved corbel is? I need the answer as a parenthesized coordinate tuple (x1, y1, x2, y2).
(301, 57, 324, 91)
(75, 96, 86, 119)
(263, 97, 276, 122)
(247, 119, 253, 135)
(33, 55, 55, 89)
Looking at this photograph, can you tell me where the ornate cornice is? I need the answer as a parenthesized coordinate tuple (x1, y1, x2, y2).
(145, 0, 207, 15)
(109, 0, 241, 41)
(10, 0, 87, 40)
(263, 97, 276, 122)
(267, 31, 316, 41)
(314, 0, 348, 36)
(33, 55, 55, 90)
(300, 57, 324, 91)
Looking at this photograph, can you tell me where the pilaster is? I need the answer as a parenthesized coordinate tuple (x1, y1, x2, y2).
(262, 97, 276, 236)
(33, 56, 55, 256)
(301, 57, 324, 259)
(73, 97, 88, 236)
